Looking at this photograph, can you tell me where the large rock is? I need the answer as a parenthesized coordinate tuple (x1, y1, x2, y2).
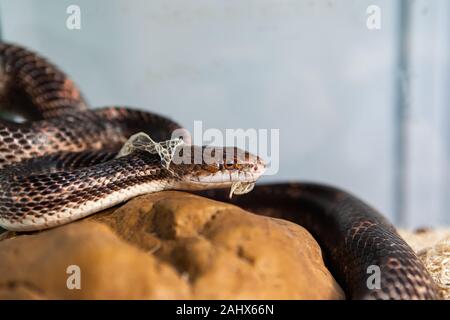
(0, 191, 344, 299)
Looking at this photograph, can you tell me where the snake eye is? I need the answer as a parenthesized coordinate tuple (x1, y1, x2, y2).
(205, 163, 220, 173)
(224, 162, 235, 169)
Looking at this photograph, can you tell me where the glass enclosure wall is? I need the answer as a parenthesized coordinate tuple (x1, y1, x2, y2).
(1, 0, 449, 227)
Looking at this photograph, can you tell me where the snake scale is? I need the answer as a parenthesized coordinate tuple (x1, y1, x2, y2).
(0, 42, 439, 299)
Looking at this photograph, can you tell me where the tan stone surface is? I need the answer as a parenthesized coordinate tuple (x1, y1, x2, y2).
(0, 191, 344, 299)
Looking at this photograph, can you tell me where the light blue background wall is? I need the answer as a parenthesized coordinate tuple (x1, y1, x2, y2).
(1, 0, 449, 227)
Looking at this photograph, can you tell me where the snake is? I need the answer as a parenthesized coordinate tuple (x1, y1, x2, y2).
(0, 43, 439, 300)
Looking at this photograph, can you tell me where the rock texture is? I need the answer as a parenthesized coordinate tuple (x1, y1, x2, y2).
(0, 191, 344, 299)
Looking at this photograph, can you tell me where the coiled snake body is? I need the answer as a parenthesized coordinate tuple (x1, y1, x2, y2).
(0, 43, 439, 299)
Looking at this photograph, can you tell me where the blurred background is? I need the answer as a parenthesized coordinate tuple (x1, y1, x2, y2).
(0, 0, 448, 228)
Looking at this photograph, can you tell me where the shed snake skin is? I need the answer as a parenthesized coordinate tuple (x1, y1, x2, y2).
(0, 43, 439, 300)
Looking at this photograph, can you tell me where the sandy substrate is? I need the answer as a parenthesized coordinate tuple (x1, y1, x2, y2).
(399, 228, 450, 300)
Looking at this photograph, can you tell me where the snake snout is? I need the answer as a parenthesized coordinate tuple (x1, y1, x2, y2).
(174, 146, 266, 189)
(247, 153, 266, 179)
(221, 147, 266, 180)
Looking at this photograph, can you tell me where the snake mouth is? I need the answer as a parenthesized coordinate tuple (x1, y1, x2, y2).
(189, 169, 263, 184)
(175, 176, 259, 198)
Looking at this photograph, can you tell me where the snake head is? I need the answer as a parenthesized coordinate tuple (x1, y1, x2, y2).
(170, 145, 266, 194)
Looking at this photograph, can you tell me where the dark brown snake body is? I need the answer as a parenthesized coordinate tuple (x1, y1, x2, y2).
(0, 43, 439, 299)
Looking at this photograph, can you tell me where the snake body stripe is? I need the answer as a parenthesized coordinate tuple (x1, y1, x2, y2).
(0, 43, 87, 118)
(0, 150, 174, 230)
(0, 106, 184, 169)
(0, 42, 440, 299)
